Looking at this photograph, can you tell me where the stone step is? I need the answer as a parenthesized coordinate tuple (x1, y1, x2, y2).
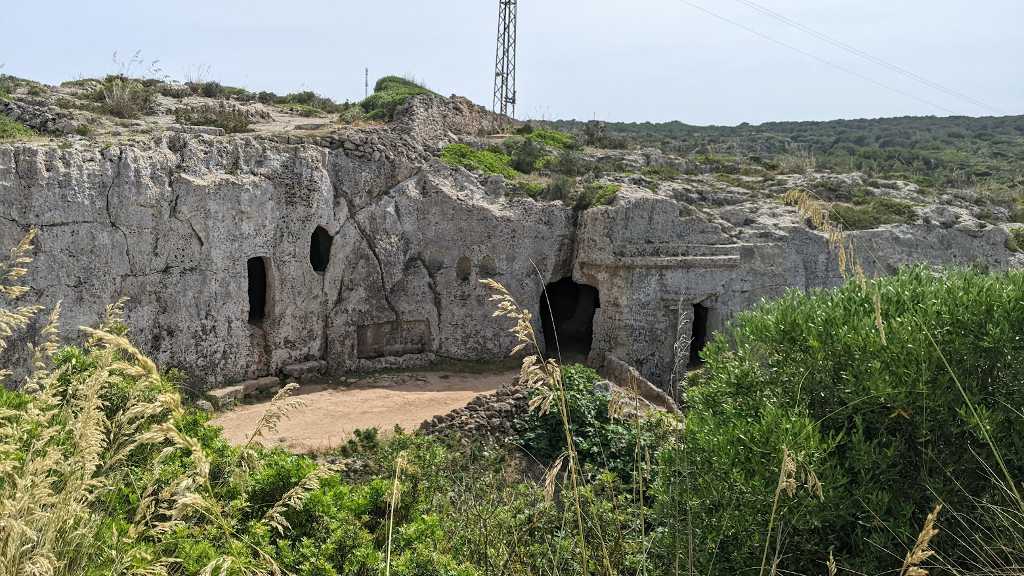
(282, 360, 327, 379)
(205, 376, 282, 409)
(206, 385, 244, 409)
(242, 376, 283, 395)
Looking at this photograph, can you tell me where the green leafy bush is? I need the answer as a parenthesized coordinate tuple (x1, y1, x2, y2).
(276, 102, 323, 117)
(526, 128, 577, 150)
(276, 90, 344, 113)
(0, 74, 45, 99)
(573, 182, 620, 210)
(542, 175, 577, 203)
(0, 116, 35, 140)
(1007, 226, 1024, 252)
(641, 163, 681, 181)
(505, 136, 547, 174)
(547, 150, 596, 177)
(360, 76, 436, 121)
(337, 102, 368, 125)
(173, 103, 253, 133)
(546, 114, 1024, 190)
(829, 196, 918, 230)
(90, 76, 156, 119)
(516, 364, 676, 483)
(673, 267, 1024, 574)
(439, 144, 517, 178)
(1009, 203, 1024, 224)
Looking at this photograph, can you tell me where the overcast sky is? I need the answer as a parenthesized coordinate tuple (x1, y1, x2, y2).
(2, 0, 1021, 125)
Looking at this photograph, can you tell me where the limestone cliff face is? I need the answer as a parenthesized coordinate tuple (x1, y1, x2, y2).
(2, 95, 1022, 392)
(0, 122, 574, 390)
(575, 186, 1022, 390)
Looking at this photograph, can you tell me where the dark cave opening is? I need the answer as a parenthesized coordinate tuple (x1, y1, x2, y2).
(688, 303, 710, 367)
(247, 257, 268, 325)
(310, 226, 333, 273)
(539, 278, 600, 362)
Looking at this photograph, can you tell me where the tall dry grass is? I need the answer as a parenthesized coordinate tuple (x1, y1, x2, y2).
(0, 229, 329, 576)
(482, 278, 590, 565)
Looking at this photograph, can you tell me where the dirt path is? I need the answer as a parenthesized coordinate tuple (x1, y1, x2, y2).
(212, 369, 517, 453)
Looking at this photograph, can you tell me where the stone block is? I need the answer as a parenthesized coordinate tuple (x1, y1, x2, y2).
(240, 376, 282, 396)
(282, 360, 326, 379)
(206, 385, 244, 409)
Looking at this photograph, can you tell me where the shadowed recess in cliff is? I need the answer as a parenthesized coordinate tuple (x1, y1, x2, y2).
(688, 303, 709, 367)
(310, 226, 333, 273)
(540, 278, 600, 362)
(247, 257, 269, 325)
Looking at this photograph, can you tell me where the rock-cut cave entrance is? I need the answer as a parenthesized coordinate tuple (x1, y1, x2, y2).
(309, 226, 333, 274)
(247, 257, 269, 325)
(540, 278, 600, 362)
(688, 303, 710, 368)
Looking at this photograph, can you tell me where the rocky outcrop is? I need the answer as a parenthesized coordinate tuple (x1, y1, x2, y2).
(394, 94, 516, 147)
(0, 97, 77, 135)
(574, 180, 1023, 389)
(0, 106, 574, 391)
(2, 92, 1022, 396)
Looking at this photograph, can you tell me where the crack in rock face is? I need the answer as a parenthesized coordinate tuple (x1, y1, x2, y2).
(1, 93, 1021, 392)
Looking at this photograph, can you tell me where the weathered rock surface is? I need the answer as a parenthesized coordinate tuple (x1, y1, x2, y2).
(0, 98, 573, 391)
(2, 92, 1022, 395)
(575, 178, 1023, 388)
(419, 381, 529, 440)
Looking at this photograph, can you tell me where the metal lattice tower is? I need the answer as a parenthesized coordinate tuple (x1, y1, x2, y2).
(493, 0, 518, 117)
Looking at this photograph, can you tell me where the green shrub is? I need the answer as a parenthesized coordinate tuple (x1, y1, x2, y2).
(174, 103, 252, 133)
(0, 74, 45, 99)
(276, 102, 323, 117)
(439, 144, 517, 178)
(641, 163, 681, 181)
(1007, 227, 1024, 252)
(512, 179, 546, 199)
(181, 81, 252, 102)
(829, 196, 918, 230)
(516, 364, 675, 483)
(0, 75, 15, 99)
(527, 128, 577, 150)
(277, 91, 344, 113)
(0, 115, 35, 140)
(673, 267, 1024, 574)
(337, 102, 367, 124)
(360, 76, 436, 121)
(1010, 203, 1024, 224)
(505, 137, 546, 174)
(573, 182, 620, 210)
(91, 76, 156, 119)
(547, 150, 594, 177)
(541, 175, 577, 202)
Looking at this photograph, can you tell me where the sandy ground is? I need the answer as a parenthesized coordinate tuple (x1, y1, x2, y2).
(212, 369, 518, 453)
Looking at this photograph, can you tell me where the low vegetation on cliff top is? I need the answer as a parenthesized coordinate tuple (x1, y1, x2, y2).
(552, 115, 1024, 195)
(0, 116, 35, 141)
(2, 228, 1023, 575)
(359, 76, 437, 121)
(439, 128, 622, 210)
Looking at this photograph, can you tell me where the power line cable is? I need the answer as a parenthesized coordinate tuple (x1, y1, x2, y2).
(677, 0, 961, 116)
(731, 0, 1003, 114)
